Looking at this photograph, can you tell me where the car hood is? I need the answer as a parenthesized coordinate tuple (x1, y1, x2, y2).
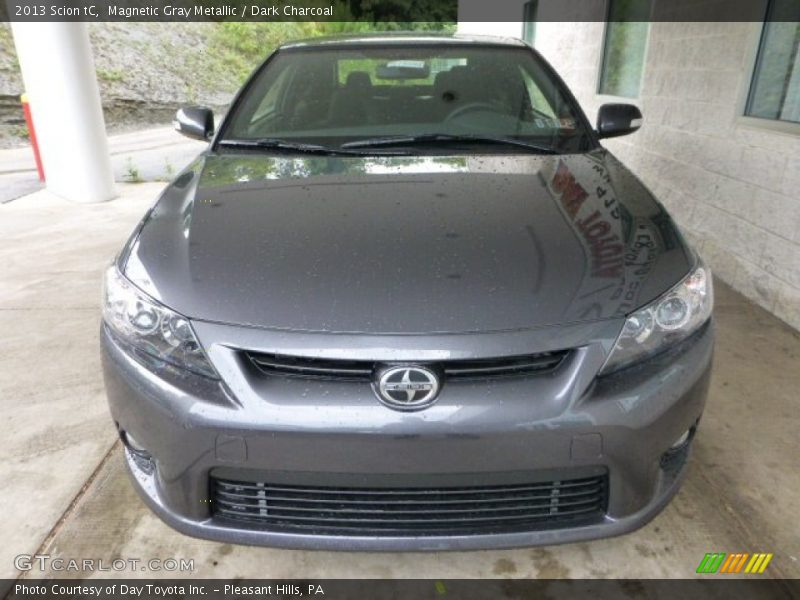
(123, 150, 693, 334)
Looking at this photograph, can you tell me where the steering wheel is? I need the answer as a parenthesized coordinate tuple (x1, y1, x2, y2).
(444, 102, 498, 123)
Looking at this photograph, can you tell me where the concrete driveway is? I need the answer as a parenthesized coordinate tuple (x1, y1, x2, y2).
(0, 127, 205, 203)
(1, 184, 799, 583)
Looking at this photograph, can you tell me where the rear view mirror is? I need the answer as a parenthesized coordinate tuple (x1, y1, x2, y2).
(173, 106, 214, 141)
(596, 103, 643, 139)
(376, 60, 430, 80)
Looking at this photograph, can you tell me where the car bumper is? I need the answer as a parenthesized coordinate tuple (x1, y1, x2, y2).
(101, 320, 713, 551)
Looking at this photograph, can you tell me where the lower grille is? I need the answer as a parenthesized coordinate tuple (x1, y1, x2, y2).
(211, 474, 607, 536)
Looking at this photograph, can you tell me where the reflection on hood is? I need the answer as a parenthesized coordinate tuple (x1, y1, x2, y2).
(124, 151, 692, 333)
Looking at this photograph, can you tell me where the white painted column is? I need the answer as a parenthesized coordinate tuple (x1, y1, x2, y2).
(456, 22, 522, 38)
(10, 22, 116, 203)
(457, 0, 525, 37)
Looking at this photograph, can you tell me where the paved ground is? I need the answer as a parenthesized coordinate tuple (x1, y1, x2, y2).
(1, 184, 799, 583)
(0, 127, 205, 203)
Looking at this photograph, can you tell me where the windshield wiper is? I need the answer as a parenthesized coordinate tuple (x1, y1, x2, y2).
(218, 138, 407, 156)
(340, 133, 560, 154)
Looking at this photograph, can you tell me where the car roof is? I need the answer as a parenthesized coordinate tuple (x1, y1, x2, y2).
(279, 32, 528, 50)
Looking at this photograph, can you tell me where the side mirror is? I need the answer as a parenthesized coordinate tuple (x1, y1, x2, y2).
(596, 103, 643, 139)
(173, 106, 214, 141)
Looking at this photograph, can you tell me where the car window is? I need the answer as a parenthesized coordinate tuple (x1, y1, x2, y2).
(336, 57, 468, 87)
(251, 66, 293, 122)
(222, 45, 592, 153)
(520, 67, 558, 119)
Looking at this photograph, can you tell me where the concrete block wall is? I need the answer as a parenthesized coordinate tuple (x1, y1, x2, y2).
(461, 16, 800, 330)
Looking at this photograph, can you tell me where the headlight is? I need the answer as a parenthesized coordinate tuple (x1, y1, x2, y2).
(102, 266, 217, 378)
(600, 262, 713, 375)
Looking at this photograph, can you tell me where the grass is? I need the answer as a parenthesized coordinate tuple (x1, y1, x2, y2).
(0, 24, 19, 70)
(9, 124, 29, 140)
(123, 158, 143, 183)
(96, 68, 126, 83)
(163, 158, 175, 180)
(204, 20, 456, 89)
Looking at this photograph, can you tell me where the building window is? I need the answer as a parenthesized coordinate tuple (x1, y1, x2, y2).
(745, 1, 800, 124)
(598, 0, 652, 98)
(522, 1, 538, 46)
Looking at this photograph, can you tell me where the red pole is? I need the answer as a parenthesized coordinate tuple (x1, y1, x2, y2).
(20, 93, 45, 182)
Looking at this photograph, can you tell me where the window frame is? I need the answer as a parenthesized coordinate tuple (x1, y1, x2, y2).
(737, 5, 800, 135)
(250, 65, 294, 123)
(522, 1, 538, 47)
(595, 0, 653, 101)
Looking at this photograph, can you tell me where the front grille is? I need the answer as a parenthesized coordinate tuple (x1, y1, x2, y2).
(246, 350, 569, 382)
(211, 474, 607, 536)
(247, 353, 374, 381)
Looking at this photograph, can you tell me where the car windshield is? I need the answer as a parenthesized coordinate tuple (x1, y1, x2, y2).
(220, 43, 595, 154)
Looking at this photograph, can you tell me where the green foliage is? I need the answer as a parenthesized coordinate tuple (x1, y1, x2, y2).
(9, 124, 29, 140)
(208, 22, 316, 84)
(163, 158, 175, 179)
(124, 158, 143, 183)
(345, 0, 457, 24)
(0, 23, 12, 48)
(0, 23, 19, 70)
(96, 68, 126, 83)
(205, 13, 455, 87)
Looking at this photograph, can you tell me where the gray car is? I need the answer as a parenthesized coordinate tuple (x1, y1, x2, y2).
(101, 34, 713, 551)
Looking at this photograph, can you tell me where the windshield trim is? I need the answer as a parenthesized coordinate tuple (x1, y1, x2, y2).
(339, 133, 563, 154)
(216, 138, 413, 156)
